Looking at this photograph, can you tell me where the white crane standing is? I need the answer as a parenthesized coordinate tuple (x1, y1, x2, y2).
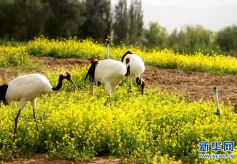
(85, 58, 130, 104)
(121, 51, 145, 94)
(0, 72, 77, 141)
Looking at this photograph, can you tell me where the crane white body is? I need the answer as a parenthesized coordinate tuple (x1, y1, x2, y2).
(121, 51, 145, 94)
(86, 59, 129, 104)
(6, 74, 53, 101)
(0, 73, 76, 141)
(121, 53, 145, 79)
(95, 59, 127, 93)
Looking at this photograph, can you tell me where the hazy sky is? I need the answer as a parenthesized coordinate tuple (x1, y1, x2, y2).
(141, 0, 237, 8)
(111, 0, 237, 32)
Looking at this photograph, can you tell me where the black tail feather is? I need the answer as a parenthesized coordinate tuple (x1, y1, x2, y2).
(125, 58, 130, 77)
(125, 65, 130, 77)
(0, 84, 8, 106)
(85, 61, 98, 82)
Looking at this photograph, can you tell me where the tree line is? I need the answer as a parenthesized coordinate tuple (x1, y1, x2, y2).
(0, 0, 237, 55)
(145, 23, 237, 55)
(0, 0, 143, 44)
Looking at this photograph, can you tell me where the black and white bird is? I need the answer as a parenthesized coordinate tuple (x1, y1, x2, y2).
(85, 58, 130, 104)
(121, 51, 145, 94)
(0, 72, 77, 140)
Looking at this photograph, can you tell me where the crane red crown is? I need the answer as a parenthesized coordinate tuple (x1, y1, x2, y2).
(62, 72, 71, 78)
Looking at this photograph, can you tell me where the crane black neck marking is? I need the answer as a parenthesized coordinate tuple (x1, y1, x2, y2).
(0, 84, 8, 105)
(125, 65, 130, 77)
(121, 51, 132, 62)
(85, 61, 98, 83)
(52, 75, 65, 91)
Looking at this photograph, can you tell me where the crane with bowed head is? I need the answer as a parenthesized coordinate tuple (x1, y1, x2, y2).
(121, 51, 145, 94)
(0, 72, 77, 141)
(85, 58, 130, 104)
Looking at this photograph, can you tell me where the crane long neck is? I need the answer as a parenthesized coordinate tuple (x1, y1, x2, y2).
(52, 75, 64, 91)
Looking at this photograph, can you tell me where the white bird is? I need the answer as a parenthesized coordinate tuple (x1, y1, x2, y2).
(0, 72, 77, 141)
(85, 58, 130, 104)
(121, 51, 145, 94)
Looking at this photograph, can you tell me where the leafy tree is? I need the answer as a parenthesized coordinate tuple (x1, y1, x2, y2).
(168, 25, 213, 53)
(128, 0, 143, 44)
(113, 0, 143, 45)
(0, 0, 46, 40)
(143, 22, 168, 48)
(81, 0, 112, 41)
(42, 0, 85, 38)
(216, 26, 237, 52)
(113, 0, 129, 44)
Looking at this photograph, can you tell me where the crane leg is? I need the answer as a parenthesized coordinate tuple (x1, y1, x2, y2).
(128, 77, 132, 93)
(13, 100, 26, 141)
(31, 99, 39, 131)
(90, 80, 94, 96)
(108, 91, 112, 105)
(106, 93, 112, 106)
(105, 83, 112, 106)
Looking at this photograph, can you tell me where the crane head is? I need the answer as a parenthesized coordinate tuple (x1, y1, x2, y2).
(136, 77, 145, 95)
(62, 72, 78, 90)
(86, 57, 98, 63)
(62, 72, 71, 79)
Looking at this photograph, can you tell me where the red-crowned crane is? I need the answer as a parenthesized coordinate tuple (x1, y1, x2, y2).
(85, 58, 130, 104)
(0, 72, 77, 141)
(121, 51, 145, 94)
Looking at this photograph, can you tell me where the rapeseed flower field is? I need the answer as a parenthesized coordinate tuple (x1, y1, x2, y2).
(27, 37, 237, 75)
(0, 38, 237, 163)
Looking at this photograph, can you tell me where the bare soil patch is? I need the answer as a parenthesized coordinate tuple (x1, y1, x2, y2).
(1, 56, 237, 108)
(144, 66, 237, 105)
(33, 57, 237, 110)
(31, 56, 89, 70)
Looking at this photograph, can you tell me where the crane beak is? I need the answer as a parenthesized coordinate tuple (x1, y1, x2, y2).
(68, 78, 78, 90)
(85, 57, 97, 63)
